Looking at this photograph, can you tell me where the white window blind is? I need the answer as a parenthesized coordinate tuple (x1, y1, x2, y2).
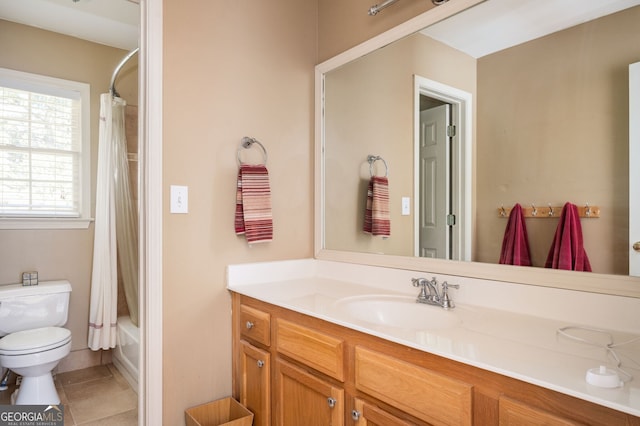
(0, 68, 90, 221)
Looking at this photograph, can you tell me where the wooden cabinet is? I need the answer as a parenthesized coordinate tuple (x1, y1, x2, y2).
(351, 398, 414, 426)
(275, 359, 344, 426)
(239, 340, 270, 426)
(240, 304, 271, 346)
(498, 397, 582, 426)
(355, 346, 472, 425)
(276, 318, 345, 381)
(231, 293, 640, 426)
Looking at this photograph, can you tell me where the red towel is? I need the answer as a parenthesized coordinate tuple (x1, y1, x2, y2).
(235, 164, 273, 244)
(499, 203, 532, 266)
(363, 176, 390, 237)
(545, 202, 591, 271)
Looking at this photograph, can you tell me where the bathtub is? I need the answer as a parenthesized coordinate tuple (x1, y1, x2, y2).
(113, 315, 139, 393)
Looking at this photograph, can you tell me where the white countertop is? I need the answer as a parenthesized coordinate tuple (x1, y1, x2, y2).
(227, 259, 640, 417)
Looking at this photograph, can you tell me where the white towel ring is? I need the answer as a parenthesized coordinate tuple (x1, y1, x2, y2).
(237, 136, 268, 165)
(367, 155, 388, 177)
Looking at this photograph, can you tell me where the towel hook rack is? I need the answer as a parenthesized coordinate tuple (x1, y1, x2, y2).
(498, 203, 600, 218)
(237, 136, 268, 165)
(367, 155, 388, 177)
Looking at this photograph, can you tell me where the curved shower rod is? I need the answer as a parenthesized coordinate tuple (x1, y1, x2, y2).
(368, 0, 448, 16)
(110, 47, 139, 98)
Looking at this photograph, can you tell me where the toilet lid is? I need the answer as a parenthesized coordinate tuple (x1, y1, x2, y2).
(0, 327, 71, 354)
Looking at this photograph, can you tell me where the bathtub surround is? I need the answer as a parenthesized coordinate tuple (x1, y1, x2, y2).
(112, 316, 139, 393)
(227, 259, 640, 417)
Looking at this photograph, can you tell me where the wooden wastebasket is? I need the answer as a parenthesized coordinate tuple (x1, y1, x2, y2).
(185, 397, 254, 426)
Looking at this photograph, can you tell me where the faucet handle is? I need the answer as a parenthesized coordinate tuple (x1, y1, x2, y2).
(440, 281, 459, 310)
(441, 281, 459, 291)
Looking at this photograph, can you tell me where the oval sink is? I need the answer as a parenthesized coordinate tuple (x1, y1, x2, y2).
(332, 294, 463, 330)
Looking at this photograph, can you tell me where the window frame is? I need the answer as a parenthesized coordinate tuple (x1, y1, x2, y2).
(0, 67, 91, 230)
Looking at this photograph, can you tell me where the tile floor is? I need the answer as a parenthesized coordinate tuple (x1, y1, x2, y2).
(0, 364, 138, 425)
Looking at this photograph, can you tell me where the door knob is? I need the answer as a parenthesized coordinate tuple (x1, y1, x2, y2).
(246, 321, 254, 329)
(256, 360, 264, 368)
(634, 242, 640, 252)
(327, 397, 336, 408)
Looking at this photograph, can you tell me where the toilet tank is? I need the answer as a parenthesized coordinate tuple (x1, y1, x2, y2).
(0, 280, 72, 337)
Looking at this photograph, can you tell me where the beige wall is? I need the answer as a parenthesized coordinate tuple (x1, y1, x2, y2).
(161, 0, 316, 423)
(475, 7, 640, 274)
(324, 33, 476, 256)
(0, 21, 137, 358)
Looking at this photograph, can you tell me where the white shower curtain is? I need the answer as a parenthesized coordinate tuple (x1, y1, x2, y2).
(88, 94, 138, 350)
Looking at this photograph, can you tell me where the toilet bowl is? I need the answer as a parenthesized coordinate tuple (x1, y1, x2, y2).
(0, 280, 73, 405)
(0, 327, 72, 405)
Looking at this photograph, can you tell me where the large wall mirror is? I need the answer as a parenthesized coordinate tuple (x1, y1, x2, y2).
(315, 0, 640, 297)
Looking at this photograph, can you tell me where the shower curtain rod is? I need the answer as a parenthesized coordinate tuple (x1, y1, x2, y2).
(110, 47, 139, 97)
(368, 0, 399, 15)
(368, 0, 448, 15)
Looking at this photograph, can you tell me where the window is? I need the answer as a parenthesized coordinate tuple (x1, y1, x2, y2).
(0, 68, 90, 229)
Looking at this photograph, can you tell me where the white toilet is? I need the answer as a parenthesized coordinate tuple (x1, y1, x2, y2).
(0, 280, 72, 405)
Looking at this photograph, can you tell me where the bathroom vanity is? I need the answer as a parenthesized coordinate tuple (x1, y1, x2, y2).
(228, 260, 640, 426)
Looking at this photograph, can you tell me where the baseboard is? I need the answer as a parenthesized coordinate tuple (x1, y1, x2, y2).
(56, 348, 112, 373)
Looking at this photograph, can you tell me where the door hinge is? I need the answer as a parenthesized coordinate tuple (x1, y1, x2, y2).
(447, 125, 456, 137)
(446, 214, 456, 226)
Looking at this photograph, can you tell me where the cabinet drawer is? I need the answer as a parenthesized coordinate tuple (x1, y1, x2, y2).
(276, 318, 345, 381)
(239, 304, 271, 346)
(499, 397, 582, 425)
(355, 346, 472, 426)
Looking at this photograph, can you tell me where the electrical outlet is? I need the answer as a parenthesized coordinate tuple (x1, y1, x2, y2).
(170, 185, 188, 214)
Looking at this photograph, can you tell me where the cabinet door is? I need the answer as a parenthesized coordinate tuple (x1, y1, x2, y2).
(275, 359, 344, 426)
(239, 340, 270, 426)
(352, 398, 415, 426)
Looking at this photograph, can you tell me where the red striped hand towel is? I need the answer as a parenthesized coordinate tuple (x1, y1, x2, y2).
(363, 176, 390, 237)
(235, 164, 273, 244)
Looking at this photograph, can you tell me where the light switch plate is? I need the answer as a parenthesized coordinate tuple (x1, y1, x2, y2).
(402, 197, 410, 215)
(170, 185, 188, 214)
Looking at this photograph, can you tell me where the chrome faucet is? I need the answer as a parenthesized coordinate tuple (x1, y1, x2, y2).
(411, 277, 459, 309)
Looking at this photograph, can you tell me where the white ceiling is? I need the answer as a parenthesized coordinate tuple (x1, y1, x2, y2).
(0, 0, 139, 51)
(421, 0, 640, 58)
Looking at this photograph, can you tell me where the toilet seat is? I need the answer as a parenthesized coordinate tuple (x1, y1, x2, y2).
(0, 327, 71, 355)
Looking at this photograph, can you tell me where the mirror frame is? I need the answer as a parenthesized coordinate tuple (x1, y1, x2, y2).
(314, 0, 640, 298)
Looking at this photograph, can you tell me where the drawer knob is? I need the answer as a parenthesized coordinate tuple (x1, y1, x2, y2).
(245, 321, 254, 329)
(351, 410, 361, 420)
(327, 397, 336, 408)
(257, 360, 265, 368)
